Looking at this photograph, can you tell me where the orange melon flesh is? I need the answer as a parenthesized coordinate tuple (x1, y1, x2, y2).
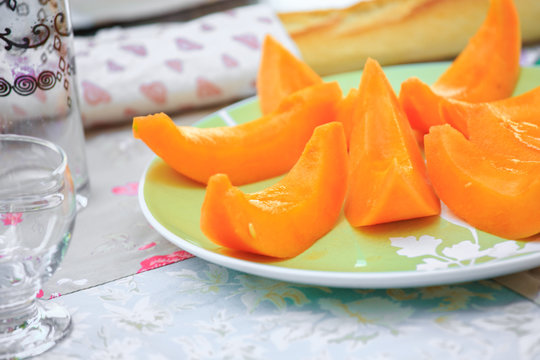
(257, 34, 323, 115)
(442, 100, 540, 161)
(399, 0, 521, 135)
(399, 78, 444, 135)
(336, 88, 359, 147)
(425, 124, 540, 239)
(345, 58, 440, 227)
(470, 115, 540, 160)
(440, 85, 540, 141)
(200, 122, 348, 258)
(133, 81, 341, 185)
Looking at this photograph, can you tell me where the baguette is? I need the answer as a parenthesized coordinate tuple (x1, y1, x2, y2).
(277, 0, 540, 75)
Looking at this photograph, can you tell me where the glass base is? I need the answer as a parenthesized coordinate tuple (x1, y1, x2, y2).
(0, 300, 71, 360)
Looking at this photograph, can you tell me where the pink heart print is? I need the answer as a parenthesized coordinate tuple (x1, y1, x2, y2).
(222, 53, 239, 68)
(175, 37, 203, 51)
(106, 59, 125, 72)
(232, 33, 259, 50)
(123, 107, 139, 118)
(165, 59, 183, 73)
(120, 44, 147, 56)
(196, 77, 222, 98)
(140, 81, 167, 104)
(257, 16, 273, 24)
(200, 22, 214, 31)
(81, 81, 111, 106)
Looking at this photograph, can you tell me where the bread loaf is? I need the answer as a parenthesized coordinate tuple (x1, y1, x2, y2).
(277, 0, 540, 75)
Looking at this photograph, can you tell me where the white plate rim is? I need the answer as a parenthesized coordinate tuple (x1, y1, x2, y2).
(138, 163, 540, 289)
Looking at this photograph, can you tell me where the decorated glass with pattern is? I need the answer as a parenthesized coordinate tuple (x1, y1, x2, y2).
(0, 0, 89, 209)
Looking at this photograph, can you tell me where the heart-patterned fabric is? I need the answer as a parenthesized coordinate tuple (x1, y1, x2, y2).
(74, 4, 297, 128)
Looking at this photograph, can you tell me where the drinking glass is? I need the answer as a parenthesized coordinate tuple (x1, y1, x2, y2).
(0, 0, 90, 209)
(0, 134, 76, 359)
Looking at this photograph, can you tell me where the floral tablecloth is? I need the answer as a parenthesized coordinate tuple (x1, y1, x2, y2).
(44, 257, 540, 359)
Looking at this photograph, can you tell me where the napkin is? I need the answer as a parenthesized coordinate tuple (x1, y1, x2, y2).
(74, 4, 299, 128)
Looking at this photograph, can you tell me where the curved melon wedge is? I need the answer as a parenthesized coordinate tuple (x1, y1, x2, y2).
(440, 93, 540, 161)
(399, 77, 444, 135)
(335, 87, 359, 147)
(440, 85, 540, 146)
(425, 124, 540, 239)
(400, 0, 521, 135)
(257, 35, 323, 115)
(133, 81, 341, 185)
(200, 122, 348, 258)
(345, 59, 440, 227)
(442, 87, 540, 137)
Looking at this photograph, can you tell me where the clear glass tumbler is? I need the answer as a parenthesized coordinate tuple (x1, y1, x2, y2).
(0, 0, 89, 209)
(0, 134, 76, 359)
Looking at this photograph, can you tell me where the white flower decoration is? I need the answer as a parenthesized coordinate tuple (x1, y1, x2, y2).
(441, 241, 486, 261)
(417, 257, 450, 271)
(486, 241, 521, 259)
(390, 235, 442, 257)
(520, 240, 540, 253)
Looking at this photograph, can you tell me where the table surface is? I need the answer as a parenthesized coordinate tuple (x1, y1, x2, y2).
(36, 101, 540, 359)
(33, 3, 540, 355)
(43, 257, 540, 360)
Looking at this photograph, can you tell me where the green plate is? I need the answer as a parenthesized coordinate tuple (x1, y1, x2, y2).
(139, 62, 540, 288)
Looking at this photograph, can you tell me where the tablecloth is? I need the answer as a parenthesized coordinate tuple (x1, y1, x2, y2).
(43, 257, 540, 359)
